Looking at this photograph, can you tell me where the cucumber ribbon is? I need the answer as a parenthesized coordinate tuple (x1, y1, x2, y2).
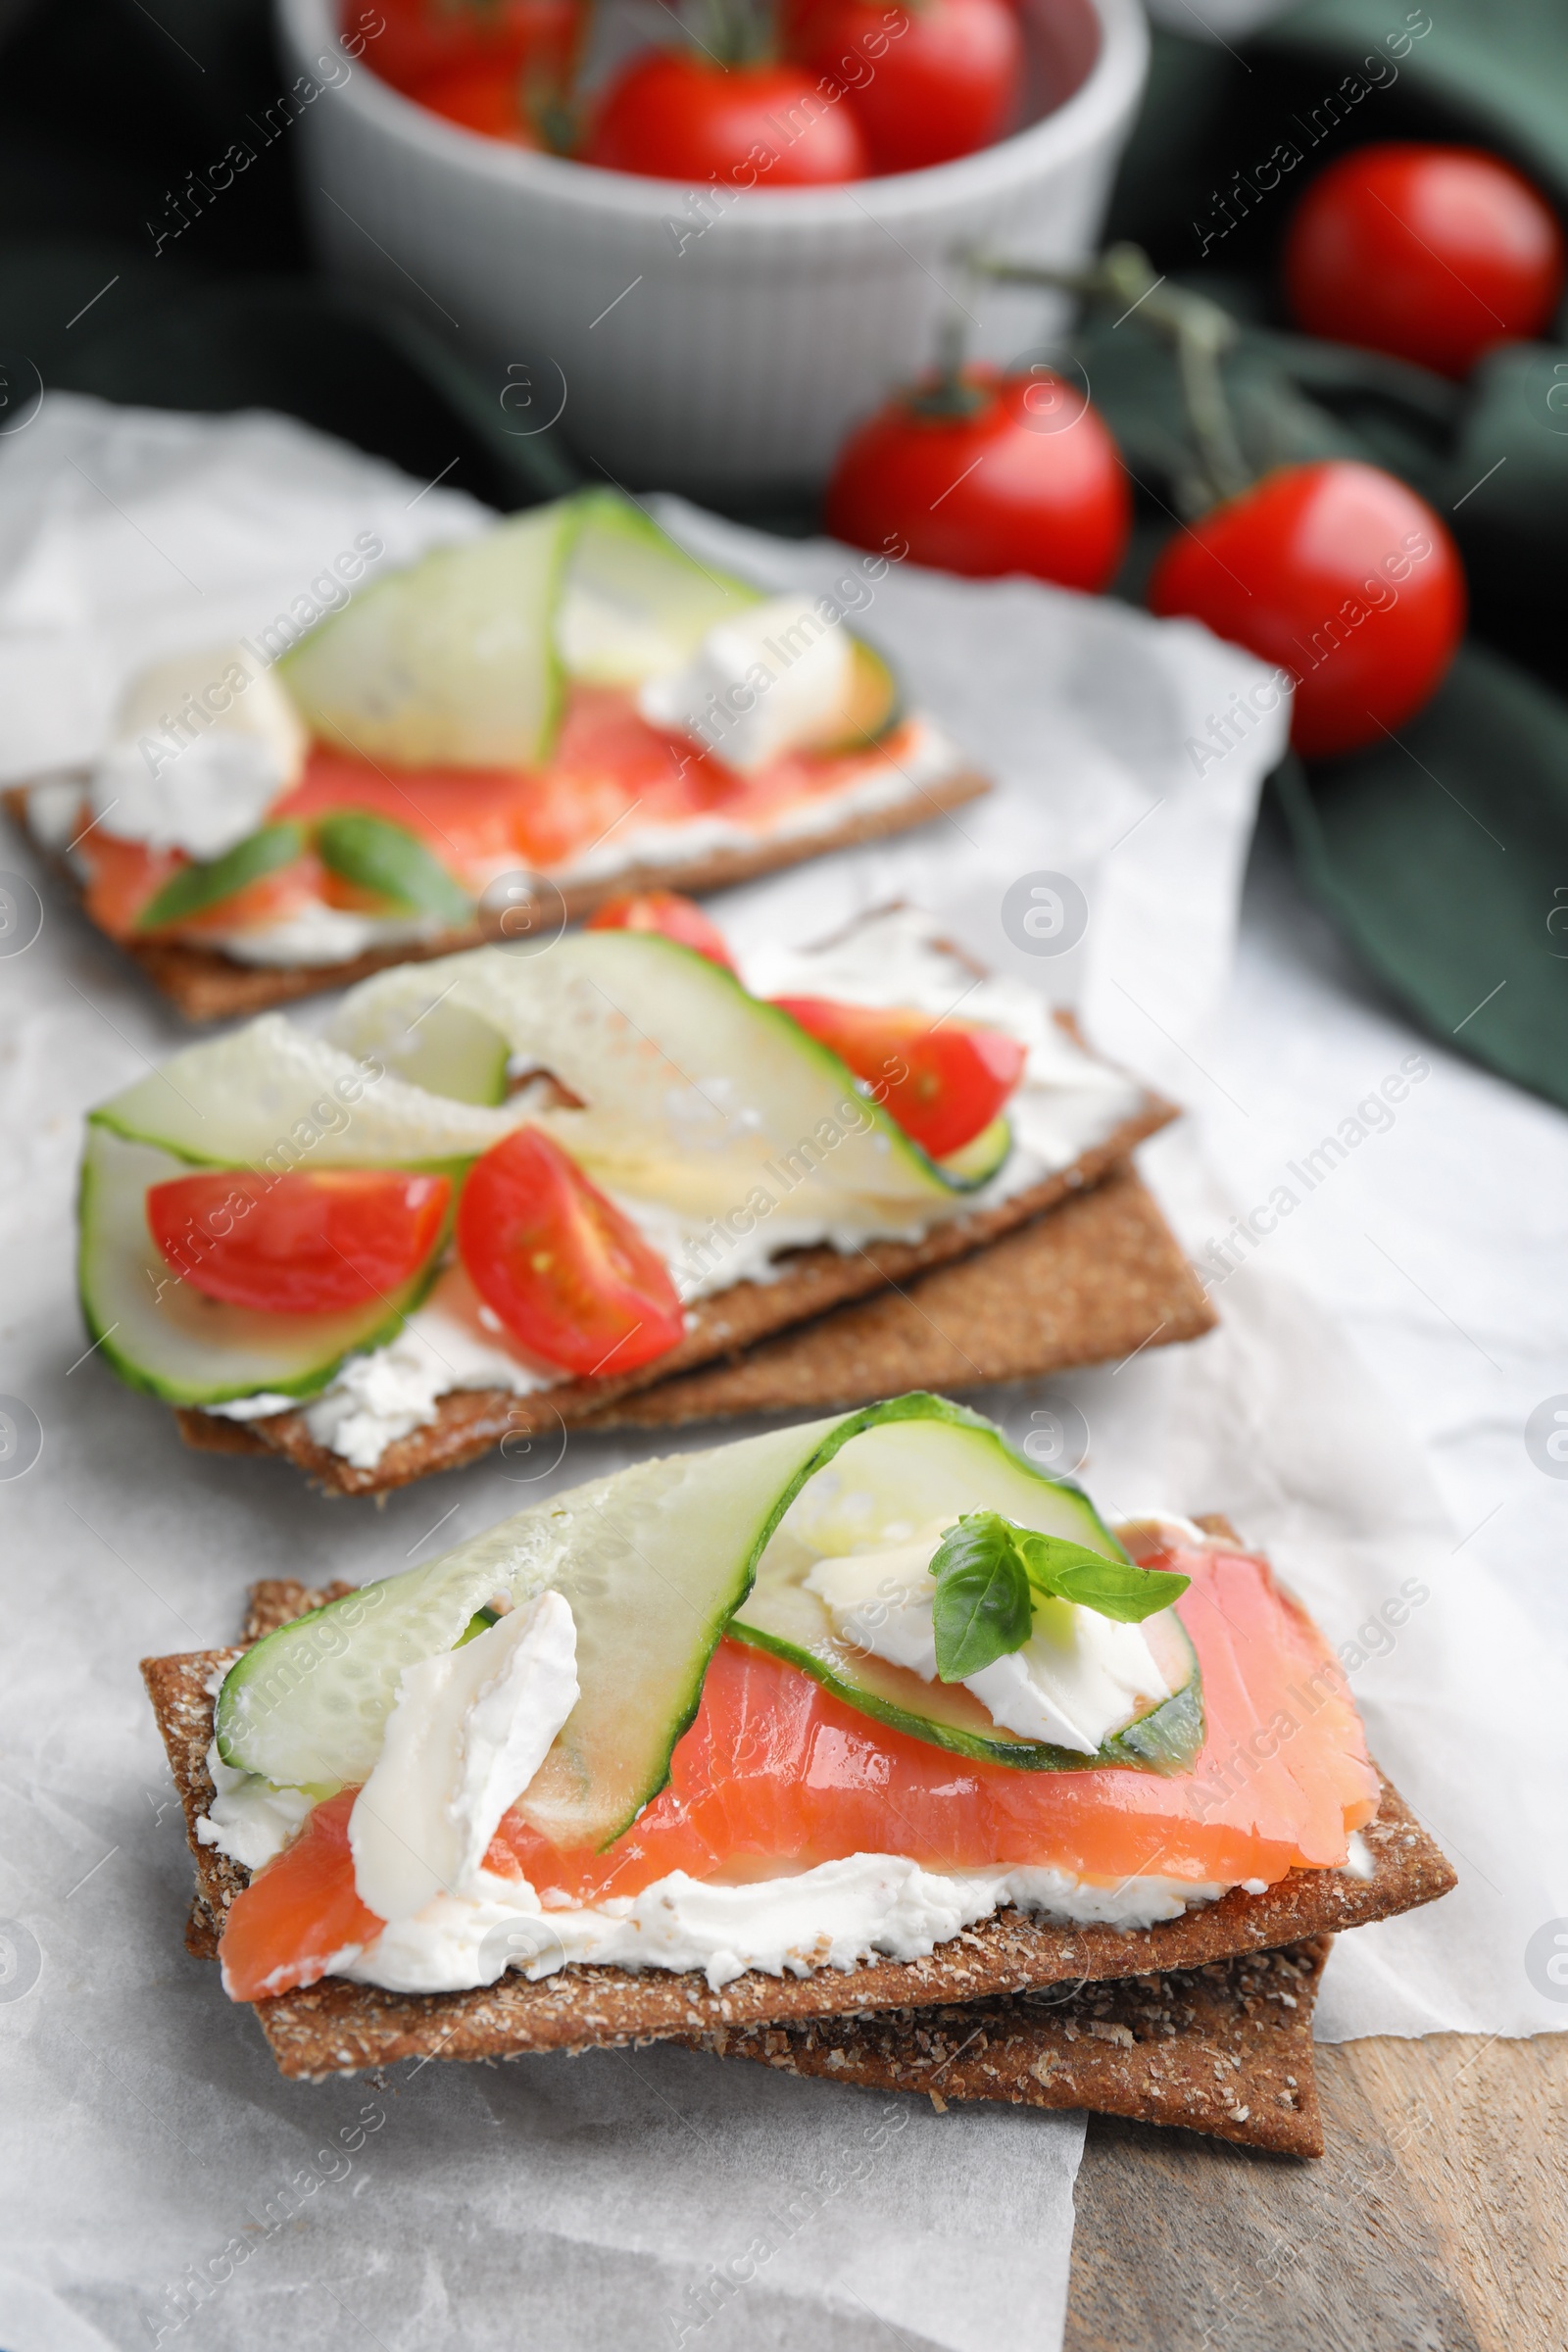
(215, 1396, 1203, 1853)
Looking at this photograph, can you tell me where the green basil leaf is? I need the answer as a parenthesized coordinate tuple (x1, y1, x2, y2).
(314, 808, 472, 924)
(1015, 1528, 1191, 1622)
(930, 1512, 1034, 1681)
(134, 821, 307, 931)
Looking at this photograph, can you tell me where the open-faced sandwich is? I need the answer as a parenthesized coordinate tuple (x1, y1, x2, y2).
(80, 901, 1211, 1493)
(13, 491, 984, 1018)
(142, 1395, 1456, 2153)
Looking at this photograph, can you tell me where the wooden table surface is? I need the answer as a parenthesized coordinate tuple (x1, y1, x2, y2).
(1065, 2034, 1568, 2352)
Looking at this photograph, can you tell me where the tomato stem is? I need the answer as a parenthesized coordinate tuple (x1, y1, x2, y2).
(698, 0, 772, 68)
(906, 313, 991, 418)
(965, 242, 1252, 512)
(522, 0, 595, 153)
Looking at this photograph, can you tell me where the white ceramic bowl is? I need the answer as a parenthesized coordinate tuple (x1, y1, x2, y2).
(278, 0, 1148, 497)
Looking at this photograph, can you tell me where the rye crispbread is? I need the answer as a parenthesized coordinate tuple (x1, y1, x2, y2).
(687, 1936, 1334, 2158)
(142, 1571, 1455, 2105)
(172, 1116, 1199, 1494)
(4, 766, 989, 1021)
(579, 1160, 1213, 1434)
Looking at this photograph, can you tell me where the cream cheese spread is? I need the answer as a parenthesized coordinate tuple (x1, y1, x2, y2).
(804, 1520, 1172, 1756)
(349, 1592, 578, 1921)
(637, 593, 858, 772)
(337, 1853, 1231, 1997)
(86, 641, 307, 860)
(196, 1744, 315, 1873)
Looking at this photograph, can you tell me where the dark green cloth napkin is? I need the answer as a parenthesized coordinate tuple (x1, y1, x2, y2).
(1096, 0, 1568, 1104)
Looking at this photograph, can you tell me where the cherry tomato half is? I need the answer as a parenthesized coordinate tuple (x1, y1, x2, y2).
(772, 997, 1026, 1159)
(583, 51, 867, 184)
(1284, 143, 1566, 380)
(1147, 460, 1465, 760)
(586, 890, 737, 971)
(457, 1128, 685, 1376)
(147, 1170, 452, 1314)
(825, 367, 1131, 591)
(785, 0, 1023, 174)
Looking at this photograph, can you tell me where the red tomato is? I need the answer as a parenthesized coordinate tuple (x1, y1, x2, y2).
(357, 0, 573, 96)
(586, 890, 737, 970)
(411, 60, 539, 144)
(583, 51, 867, 184)
(1147, 460, 1465, 760)
(825, 367, 1131, 590)
(772, 997, 1026, 1158)
(1284, 143, 1566, 380)
(786, 0, 1023, 173)
(146, 1170, 451, 1314)
(457, 1128, 685, 1376)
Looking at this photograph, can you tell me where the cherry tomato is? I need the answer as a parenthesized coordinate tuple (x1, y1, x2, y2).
(1284, 143, 1566, 380)
(825, 367, 1131, 590)
(358, 0, 573, 96)
(1147, 460, 1465, 760)
(586, 890, 737, 970)
(147, 1170, 451, 1314)
(772, 997, 1026, 1158)
(785, 0, 1023, 174)
(411, 60, 539, 144)
(583, 51, 867, 184)
(457, 1128, 685, 1376)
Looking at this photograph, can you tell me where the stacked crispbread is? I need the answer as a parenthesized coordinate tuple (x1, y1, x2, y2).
(142, 1569, 1456, 2155)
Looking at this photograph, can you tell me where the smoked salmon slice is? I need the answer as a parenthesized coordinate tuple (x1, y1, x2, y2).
(219, 1789, 380, 2002)
(82, 685, 933, 942)
(220, 1534, 1378, 2003)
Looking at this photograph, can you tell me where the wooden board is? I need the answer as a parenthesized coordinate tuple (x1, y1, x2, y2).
(1064, 2032, 1568, 2352)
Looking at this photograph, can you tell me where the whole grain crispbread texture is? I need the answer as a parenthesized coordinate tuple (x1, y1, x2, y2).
(580, 1160, 1213, 1433)
(688, 1937, 1333, 2158)
(142, 1577, 1455, 2084)
(4, 766, 989, 1020)
(172, 1104, 1186, 1494)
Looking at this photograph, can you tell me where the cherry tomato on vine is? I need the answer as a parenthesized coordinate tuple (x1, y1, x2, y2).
(1147, 460, 1465, 760)
(147, 1170, 451, 1314)
(586, 890, 737, 970)
(772, 997, 1026, 1158)
(784, 0, 1023, 174)
(825, 366, 1131, 590)
(1283, 143, 1566, 380)
(457, 1128, 685, 1375)
(363, 0, 572, 96)
(411, 60, 539, 144)
(584, 51, 867, 183)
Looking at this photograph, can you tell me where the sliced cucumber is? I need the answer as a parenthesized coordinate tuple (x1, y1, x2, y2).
(90, 1014, 525, 1168)
(348, 993, 511, 1107)
(731, 1405, 1202, 1774)
(314, 809, 472, 925)
(327, 932, 963, 1219)
(805, 636, 902, 755)
(279, 503, 579, 769)
(555, 490, 762, 686)
(215, 1396, 1200, 1880)
(215, 1410, 857, 1838)
(938, 1114, 1012, 1190)
(77, 1126, 436, 1406)
(135, 822, 306, 932)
